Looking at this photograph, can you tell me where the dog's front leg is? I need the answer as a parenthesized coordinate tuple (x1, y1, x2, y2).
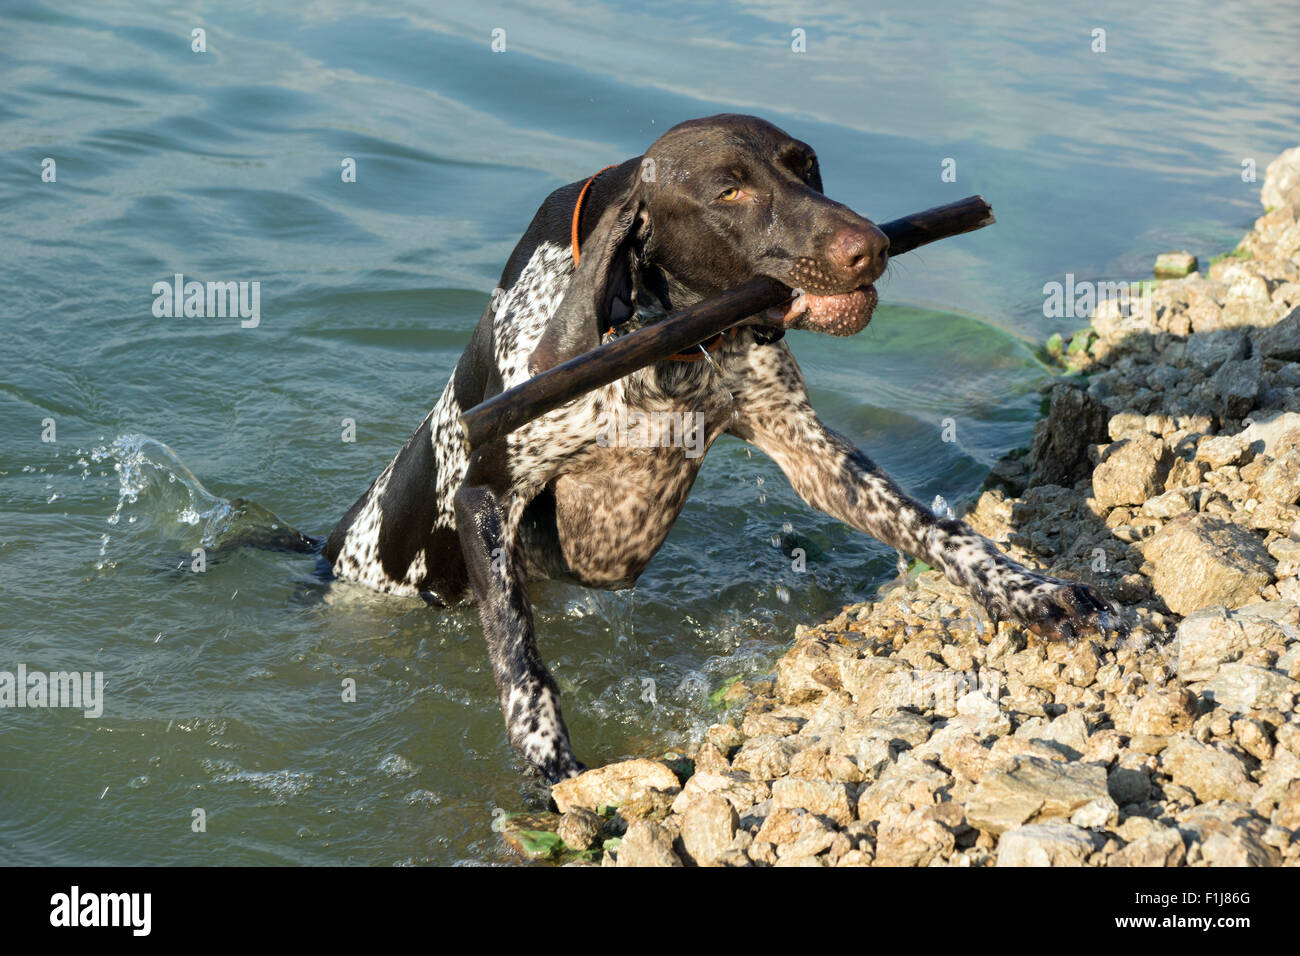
(454, 471, 582, 782)
(731, 345, 1118, 643)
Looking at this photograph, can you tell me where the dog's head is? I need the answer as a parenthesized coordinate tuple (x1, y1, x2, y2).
(531, 114, 888, 374)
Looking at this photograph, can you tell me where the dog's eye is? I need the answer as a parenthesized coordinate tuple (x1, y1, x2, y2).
(717, 187, 742, 202)
(804, 155, 816, 174)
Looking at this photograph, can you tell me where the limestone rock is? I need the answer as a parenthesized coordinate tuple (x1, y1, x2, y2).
(771, 777, 854, 826)
(556, 808, 603, 851)
(552, 759, 682, 813)
(1161, 737, 1257, 803)
(1176, 602, 1300, 682)
(678, 794, 738, 867)
(615, 820, 682, 867)
(1108, 826, 1187, 866)
(1141, 514, 1274, 614)
(1204, 662, 1300, 713)
(1093, 434, 1170, 508)
(1262, 146, 1300, 212)
(996, 823, 1096, 866)
(1028, 384, 1110, 488)
(966, 757, 1115, 835)
(1122, 686, 1199, 736)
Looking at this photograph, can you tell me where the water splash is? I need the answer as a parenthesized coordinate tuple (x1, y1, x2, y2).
(91, 434, 234, 551)
(87, 433, 312, 566)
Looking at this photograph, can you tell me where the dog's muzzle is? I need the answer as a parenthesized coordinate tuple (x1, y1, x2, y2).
(764, 283, 878, 336)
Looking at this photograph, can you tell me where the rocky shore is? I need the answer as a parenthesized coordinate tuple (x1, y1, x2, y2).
(499, 147, 1300, 866)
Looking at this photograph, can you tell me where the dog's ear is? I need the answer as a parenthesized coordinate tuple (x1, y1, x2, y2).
(529, 195, 648, 376)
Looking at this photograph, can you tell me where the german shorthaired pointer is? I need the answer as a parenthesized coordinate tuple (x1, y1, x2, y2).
(323, 114, 1115, 782)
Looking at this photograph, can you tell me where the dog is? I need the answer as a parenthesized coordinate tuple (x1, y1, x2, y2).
(322, 114, 1116, 782)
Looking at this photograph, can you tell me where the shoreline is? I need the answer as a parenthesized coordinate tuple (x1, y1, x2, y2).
(500, 145, 1300, 866)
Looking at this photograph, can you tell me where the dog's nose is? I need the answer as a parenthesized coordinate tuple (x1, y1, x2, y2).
(828, 225, 889, 280)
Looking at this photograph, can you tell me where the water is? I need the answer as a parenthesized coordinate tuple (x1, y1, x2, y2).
(2, 0, 1297, 865)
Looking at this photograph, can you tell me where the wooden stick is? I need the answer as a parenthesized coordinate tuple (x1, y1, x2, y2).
(459, 195, 994, 450)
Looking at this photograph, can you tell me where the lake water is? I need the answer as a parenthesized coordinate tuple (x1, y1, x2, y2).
(2, 0, 1297, 865)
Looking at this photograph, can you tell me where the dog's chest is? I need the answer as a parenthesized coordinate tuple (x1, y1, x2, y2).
(539, 380, 734, 587)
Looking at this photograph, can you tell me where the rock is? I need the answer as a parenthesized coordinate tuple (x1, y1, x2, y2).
(552, 759, 682, 813)
(1235, 717, 1274, 761)
(502, 828, 564, 861)
(614, 820, 682, 867)
(1154, 252, 1198, 279)
(670, 770, 769, 816)
(856, 752, 952, 823)
(1209, 354, 1262, 419)
(1201, 831, 1277, 866)
(996, 823, 1096, 866)
(1255, 306, 1300, 361)
(775, 638, 850, 703)
(1161, 736, 1257, 803)
(915, 725, 996, 783)
(755, 806, 831, 853)
(556, 808, 603, 851)
(966, 757, 1116, 835)
(731, 735, 797, 779)
(876, 805, 956, 866)
(1093, 435, 1170, 508)
(1239, 412, 1300, 458)
(1257, 451, 1300, 504)
(1108, 766, 1152, 805)
(1196, 435, 1251, 469)
(498, 812, 565, 861)
(1070, 797, 1117, 830)
(1143, 488, 1195, 519)
(1273, 780, 1300, 830)
(741, 711, 802, 737)
(678, 794, 738, 866)
(694, 740, 731, 774)
(1108, 826, 1187, 866)
(1176, 602, 1300, 681)
(705, 723, 745, 755)
(1262, 146, 1300, 211)
(1021, 710, 1090, 759)
(1141, 514, 1275, 614)
(1177, 803, 1280, 866)
(1204, 662, 1300, 713)
(1184, 329, 1248, 372)
(1028, 384, 1110, 488)
(618, 786, 679, 822)
(771, 777, 854, 826)
(839, 655, 914, 709)
(1123, 686, 1199, 736)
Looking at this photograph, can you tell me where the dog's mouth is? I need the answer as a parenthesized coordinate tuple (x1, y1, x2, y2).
(763, 283, 878, 336)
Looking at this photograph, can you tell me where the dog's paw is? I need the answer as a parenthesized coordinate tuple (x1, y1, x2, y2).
(1013, 578, 1125, 646)
(540, 757, 586, 786)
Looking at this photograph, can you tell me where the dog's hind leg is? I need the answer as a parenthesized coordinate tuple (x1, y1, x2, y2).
(454, 459, 582, 782)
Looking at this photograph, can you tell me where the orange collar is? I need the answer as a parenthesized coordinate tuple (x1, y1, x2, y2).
(571, 165, 616, 267)
(572, 165, 736, 362)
